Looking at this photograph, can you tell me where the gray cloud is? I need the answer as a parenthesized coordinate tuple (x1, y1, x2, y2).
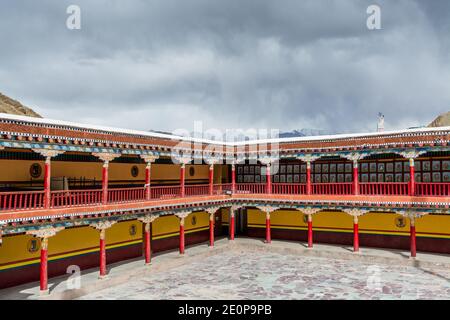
(0, 0, 449, 134)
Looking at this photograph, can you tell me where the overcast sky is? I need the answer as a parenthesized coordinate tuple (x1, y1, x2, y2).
(0, 0, 449, 135)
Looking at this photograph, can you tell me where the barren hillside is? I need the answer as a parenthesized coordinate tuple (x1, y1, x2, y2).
(0, 92, 41, 117)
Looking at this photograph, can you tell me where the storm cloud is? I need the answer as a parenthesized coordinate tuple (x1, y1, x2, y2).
(0, 0, 449, 134)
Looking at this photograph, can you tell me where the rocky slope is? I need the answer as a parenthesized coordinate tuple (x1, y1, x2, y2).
(0, 92, 41, 117)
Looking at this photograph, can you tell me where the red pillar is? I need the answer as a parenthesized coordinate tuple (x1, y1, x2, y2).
(99, 229, 106, 277)
(230, 210, 235, 240)
(145, 163, 151, 200)
(266, 164, 272, 194)
(209, 164, 214, 196)
(410, 218, 416, 258)
(265, 212, 271, 243)
(353, 160, 359, 195)
(44, 157, 51, 209)
(144, 223, 151, 264)
(40, 238, 49, 294)
(180, 164, 186, 197)
(409, 158, 415, 196)
(306, 161, 312, 195)
(231, 164, 236, 193)
(102, 161, 109, 205)
(179, 219, 185, 254)
(209, 214, 214, 247)
(307, 214, 313, 248)
(353, 216, 359, 252)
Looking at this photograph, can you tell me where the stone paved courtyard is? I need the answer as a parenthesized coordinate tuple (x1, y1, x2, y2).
(78, 249, 450, 300)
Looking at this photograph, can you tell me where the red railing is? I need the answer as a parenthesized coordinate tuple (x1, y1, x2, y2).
(0, 191, 44, 211)
(108, 187, 146, 203)
(150, 185, 181, 199)
(312, 183, 353, 195)
(273, 183, 306, 195)
(184, 184, 209, 197)
(359, 182, 408, 196)
(213, 183, 233, 195)
(2, 181, 450, 212)
(51, 189, 102, 207)
(235, 183, 266, 194)
(416, 183, 450, 197)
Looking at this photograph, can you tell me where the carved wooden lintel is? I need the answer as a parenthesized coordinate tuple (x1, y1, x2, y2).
(205, 206, 221, 215)
(342, 208, 368, 217)
(90, 220, 117, 231)
(256, 206, 279, 214)
(300, 207, 322, 216)
(295, 154, 320, 164)
(32, 148, 65, 160)
(140, 154, 159, 164)
(138, 214, 158, 225)
(26, 226, 65, 239)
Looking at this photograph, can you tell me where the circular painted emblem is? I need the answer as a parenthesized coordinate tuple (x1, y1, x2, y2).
(191, 215, 197, 226)
(395, 216, 406, 228)
(189, 167, 195, 176)
(302, 214, 309, 224)
(131, 165, 139, 177)
(129, 224, 137, 236)
(27, 238, 40, 253)
(29, 163, 42, 178)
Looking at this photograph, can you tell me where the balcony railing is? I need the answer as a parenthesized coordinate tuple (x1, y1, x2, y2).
(0, 182, 448, 212)
(359, 182, 408, 196)
(312, 183, 353, 195)
(235, 183, 266, 194)
(272, 183, 306, 195)
(416, 183, 450, 197)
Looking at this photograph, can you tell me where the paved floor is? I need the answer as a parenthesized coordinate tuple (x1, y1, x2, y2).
(78, 249, 450, 300)
(2, 237, 450, 300)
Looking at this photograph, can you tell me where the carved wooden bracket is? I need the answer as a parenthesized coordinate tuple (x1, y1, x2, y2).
(299, 207, 322, 216)
(32, 148, 65, 160)
(90, 220, 117, 231)
(26, 226, 65, 239)
(92, 152, 121, 163)
(138, 214, 158, 225)
(140, 154, 159, 164)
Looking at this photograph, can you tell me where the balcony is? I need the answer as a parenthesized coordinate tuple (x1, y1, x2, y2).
(0, 182, 449, 212)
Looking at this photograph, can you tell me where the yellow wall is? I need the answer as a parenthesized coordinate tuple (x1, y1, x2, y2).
(0, 159, 213, 184)
(246, 209, 450, 238)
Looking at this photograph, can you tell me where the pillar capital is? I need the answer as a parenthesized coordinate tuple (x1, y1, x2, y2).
(174, 210, 192, 221)
(90, 220, 117, 231)
(295, 154, 320, 164)
(341, 152, 370, 163)
(300, 207, 322, 216)
(138, 214, 158, 225)
(26, 226, 65, 239)
(140, 154, 159, 164)
(342, 208, 368, 217)
(256, 206, 279, 214)
(92, 152, 121, 164)
(204, 158, 219, 166)
(205, 206, 220, 215)
(397, 150, 426, 160)
(398, 211, 427, 220)
(32, 148, 65, 160)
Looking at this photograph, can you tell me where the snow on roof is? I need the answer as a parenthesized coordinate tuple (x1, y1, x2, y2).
(1, 112, 449, 147)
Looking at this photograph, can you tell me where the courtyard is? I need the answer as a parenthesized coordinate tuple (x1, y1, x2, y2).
(78, 246, 450, 300)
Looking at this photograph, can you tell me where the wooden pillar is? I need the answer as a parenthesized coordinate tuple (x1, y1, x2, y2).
(306, 161, 312, 195)
(101, 161, 109, 205)
(144, 222, 151, 264)
(209, 213, 214, 247)
(99, 228, 107, 278)
(179, 217, 185, 254)
(209, 164, 214, 196)
(409, 158, 415, 196)
(307, 214, 313, 248)
(353, 160, 359, 195)
(231, 164, 236, 193)
(410, 216, 416, 258)
(40, 237, 49, 294)
(43, 156, 51, 209)
(145, 162, 151, 200)
(353, 216, 359, 252)
(266, 164, 272, 194)
(180, 164, 186, 197)
(265, 211, 271, 243)
(230, 208, 235, 240)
